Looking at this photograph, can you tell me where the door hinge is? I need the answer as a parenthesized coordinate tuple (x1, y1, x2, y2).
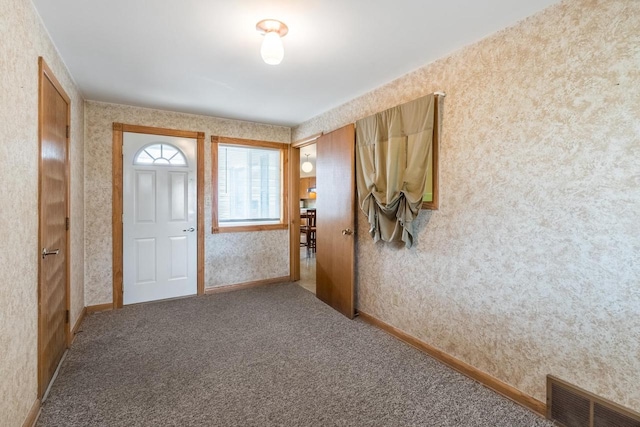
(65, 310, 70, 323)
(65, 217, 70, 230)
(66, 125, 70, 138)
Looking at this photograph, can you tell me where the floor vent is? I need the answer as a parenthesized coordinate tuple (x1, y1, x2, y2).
(547, 375, 640, 427)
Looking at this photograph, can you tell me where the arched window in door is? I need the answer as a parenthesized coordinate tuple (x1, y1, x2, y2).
(134, 143, 187, 166)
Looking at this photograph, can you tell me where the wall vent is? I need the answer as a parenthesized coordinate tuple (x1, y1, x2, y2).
(547, 375, 640, 427)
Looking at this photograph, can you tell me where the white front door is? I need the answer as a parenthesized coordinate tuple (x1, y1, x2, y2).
(123, 132, 197, 305)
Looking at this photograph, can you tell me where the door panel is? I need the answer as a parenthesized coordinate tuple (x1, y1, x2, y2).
(135, 238, 157, 283)
(38, 59, 70, 397)
(169, 172, 188, 221)
(123, 133, 197, 304)
(315, 124, 356, 318)
(135, 171, 156, 222)
(169, 236, 188, 279)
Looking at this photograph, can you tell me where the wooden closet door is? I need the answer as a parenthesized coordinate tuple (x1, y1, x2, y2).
(38, 58, 70, 397)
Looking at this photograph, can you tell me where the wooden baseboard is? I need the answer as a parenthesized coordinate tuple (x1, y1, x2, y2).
(205, 276, 290, 295)
(86, 303, 114, 313)
(21, 399, 40, 427)
(357, 311, 547, 417)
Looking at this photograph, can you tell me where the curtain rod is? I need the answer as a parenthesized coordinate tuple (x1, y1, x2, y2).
(328, 91, 447, 134)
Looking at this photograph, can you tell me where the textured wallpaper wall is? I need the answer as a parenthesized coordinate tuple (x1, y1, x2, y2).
(294, 0, 640, 412)
(84, 102, 291, 305)
(0, 0, 85, 426)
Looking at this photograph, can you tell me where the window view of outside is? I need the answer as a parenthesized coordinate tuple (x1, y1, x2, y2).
(218, 145, 281, 223)
(134, 143, 187, 166)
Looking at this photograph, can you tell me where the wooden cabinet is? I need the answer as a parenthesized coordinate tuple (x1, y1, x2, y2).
(309, 177, 316, 199)
(299, 177, 316, 199)
(299, 178, 309, 199)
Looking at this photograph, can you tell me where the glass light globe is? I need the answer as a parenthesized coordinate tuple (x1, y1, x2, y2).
(261, 31, 284, 65)
(301, 161, 313, 173)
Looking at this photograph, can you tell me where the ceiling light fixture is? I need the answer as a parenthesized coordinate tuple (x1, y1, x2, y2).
(256, 19, 288, 65)
(301, 154, 313, 173)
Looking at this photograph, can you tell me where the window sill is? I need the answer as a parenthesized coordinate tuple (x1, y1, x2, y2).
(212, 223, 288, 233)
(422, 201, 438, 210)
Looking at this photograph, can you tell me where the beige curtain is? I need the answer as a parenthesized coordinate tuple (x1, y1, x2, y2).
(355, 94, 435, 248)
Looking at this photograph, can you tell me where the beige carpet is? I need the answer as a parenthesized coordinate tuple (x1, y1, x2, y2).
(37, 283, 552, 427)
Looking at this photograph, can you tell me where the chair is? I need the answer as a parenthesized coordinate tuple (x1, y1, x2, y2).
(300, 211, 309, 247)
(300, 209, 316, 253)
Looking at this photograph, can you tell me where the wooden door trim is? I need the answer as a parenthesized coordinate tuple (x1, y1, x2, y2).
(290, 133, 322, 281)
(112, 124, 124, 308)
(112, 124, 205, 309)
(196, 133, 205, 296)
(289, 145, 301, 281)
(37, 57, 71, 397)
(292, 132, 322, 148)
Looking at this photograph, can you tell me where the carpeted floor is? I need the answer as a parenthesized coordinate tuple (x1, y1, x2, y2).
(37, 283, 553, 427)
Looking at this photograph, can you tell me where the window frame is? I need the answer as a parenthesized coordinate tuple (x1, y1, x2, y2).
(421, 95, 441, 210)
(211, 136, 289, 233)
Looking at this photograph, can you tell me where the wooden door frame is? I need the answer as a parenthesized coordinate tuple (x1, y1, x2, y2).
(38, 57, 71, 397)
(289, 133, 322, 281)
(112, 124, 205, 308)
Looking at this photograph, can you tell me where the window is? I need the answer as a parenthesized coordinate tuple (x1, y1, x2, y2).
(422, 95, 441, 210)
(134, 143, 187, 166)
(218, 146, 280, 221)
(211, 136, 288, 233)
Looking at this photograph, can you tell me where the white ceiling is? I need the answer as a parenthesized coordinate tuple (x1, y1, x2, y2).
(32, 0, 559, 127)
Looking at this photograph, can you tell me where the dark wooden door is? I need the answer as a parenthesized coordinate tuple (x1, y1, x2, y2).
(38, 58, 70, 397)
(315, 124, 356, 318)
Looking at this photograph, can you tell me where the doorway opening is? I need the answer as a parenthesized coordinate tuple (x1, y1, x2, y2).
(298, 143, 317, 294)
(290, 126, 356, 318)
(112, 124, 205, 309)
(122, 134, 197, 305)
